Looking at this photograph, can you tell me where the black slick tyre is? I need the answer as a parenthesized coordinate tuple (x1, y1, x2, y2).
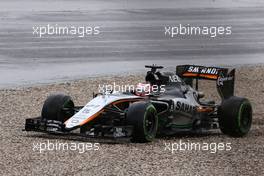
(218, 96, 252, 137)
(126, 101, 158, 143)
(41, 93, 75, 123)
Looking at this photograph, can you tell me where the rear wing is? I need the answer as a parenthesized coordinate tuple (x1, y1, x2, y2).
(176, 65, 235, 99)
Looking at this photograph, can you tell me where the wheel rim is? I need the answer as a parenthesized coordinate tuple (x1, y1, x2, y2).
(61, 100, 75, 119)
(144, 106, 157, 138)
(239, 103, 252, 132)
(145, 113, 155, 134)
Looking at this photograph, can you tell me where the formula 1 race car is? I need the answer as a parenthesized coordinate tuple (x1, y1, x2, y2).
(25, 65, 252, 142)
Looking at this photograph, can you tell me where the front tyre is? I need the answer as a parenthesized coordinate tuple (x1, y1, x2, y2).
(126, 102, 158, 143)
(41, 93, 75, 123)
(218, 96, 252, 137)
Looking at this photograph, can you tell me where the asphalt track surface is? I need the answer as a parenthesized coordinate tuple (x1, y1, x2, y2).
(1, 0, 264, 87)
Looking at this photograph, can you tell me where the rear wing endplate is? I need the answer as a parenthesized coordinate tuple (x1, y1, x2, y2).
(176, 65, 235, 99)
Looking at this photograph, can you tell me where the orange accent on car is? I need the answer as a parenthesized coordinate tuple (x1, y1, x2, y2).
(79, 98, 143, 126)
(200, 74, 218, 79)
(196, 106, 214, 112)
(112, 98, 144, 105)
(183, 73, 198, 77)
(79, 110, 104, 126)
(183, 73, 218, 80)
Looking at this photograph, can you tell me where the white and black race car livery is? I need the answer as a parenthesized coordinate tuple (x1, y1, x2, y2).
(25, 65, 252, 143)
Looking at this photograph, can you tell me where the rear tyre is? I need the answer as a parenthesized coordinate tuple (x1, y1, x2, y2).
(218, 96, 252, 137)
(41, 94, 75, 123)
(126, 102, 158, 143)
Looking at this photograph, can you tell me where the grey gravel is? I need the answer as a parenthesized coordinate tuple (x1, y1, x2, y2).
(0, 66, 264, 176)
